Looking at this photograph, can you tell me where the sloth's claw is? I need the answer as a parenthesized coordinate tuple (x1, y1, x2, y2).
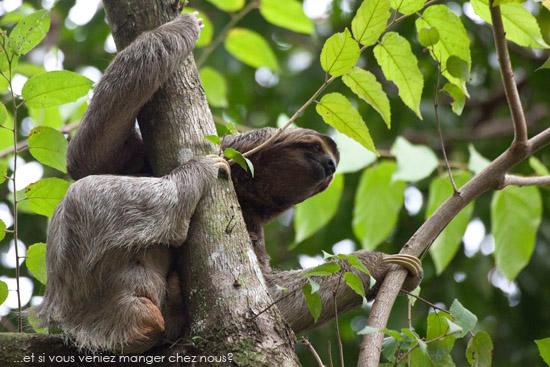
(382, 254, 423, 279)
(207, 154, 231, 179)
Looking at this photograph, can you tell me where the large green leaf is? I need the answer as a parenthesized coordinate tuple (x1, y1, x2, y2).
(416, 5, 471, 94)
(23, 177, 70, 218)
(22, 70, 93, 108)
(316, 93, 375, 152)
(26, 242, 47, 285)
(466, 331, 493, 367)
(450, 299, 477, 338)
(426, 172, 474, 274)
(344, 271, 365, 298)
(200, 67, 228, 108)
(320, 28, 360, 77)
(259, 0, 314, 34)
(535, 338, 550, 366)
(225, 28, 279, 71)
(205, 0, 244, 12)
(491, 186, 542, 280)
(471, 0, 549, 48)
(303, 281, 322, 322)
(353, 162, 405, 250)
(304, 262, 341, 277)
(29, 106, 63, 129)
(427, 312, 457, 365)
(294, 174, 343, 244)
(391, 137, 438, 182)
(374, 32, 423, 118)
(351, 0, 391, 46)
(333, 132, 377, 174)
(28, 126, 68, 173)
(8, 10, 50, 55)
(342, 67, 391, 128)
(391, 0, 426, 15)
(0, 280, 7, 306)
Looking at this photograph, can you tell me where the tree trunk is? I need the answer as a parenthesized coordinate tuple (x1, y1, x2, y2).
(102, 1, 299, 365)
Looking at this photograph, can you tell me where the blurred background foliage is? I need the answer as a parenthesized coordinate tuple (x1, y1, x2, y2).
(0, 0, 548, 366)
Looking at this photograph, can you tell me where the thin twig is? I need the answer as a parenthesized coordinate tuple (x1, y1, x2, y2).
(502, 174, 550, 188)
(400, 289, 451, 315)
(488, 0, 528, 145)
(432, 57, 458, 192)
(333, 273, 344, 367)
(301, 337, 326, 367)
(196, 1, 259, 68)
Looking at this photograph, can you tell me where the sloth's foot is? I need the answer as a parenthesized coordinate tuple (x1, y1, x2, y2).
(382, 254, 423, 291)
(207, 154, 231, 178)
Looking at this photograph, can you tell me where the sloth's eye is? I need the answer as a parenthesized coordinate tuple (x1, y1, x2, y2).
(312, 143, 323, 152)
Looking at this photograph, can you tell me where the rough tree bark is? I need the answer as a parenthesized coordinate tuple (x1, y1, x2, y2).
(101, 1, 300, 366)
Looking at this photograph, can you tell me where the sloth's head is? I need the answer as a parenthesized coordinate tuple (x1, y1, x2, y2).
(222, 127, 339, 224)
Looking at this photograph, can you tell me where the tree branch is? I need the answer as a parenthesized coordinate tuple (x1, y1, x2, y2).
(489, 0, 528, 145)
(502, 174, 550, 187)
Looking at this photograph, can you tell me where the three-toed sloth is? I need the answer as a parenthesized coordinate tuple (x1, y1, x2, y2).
(36, 13, 422, 354)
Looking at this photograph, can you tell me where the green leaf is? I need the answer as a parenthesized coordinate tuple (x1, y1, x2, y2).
(26, 242, 47, 285)
(471, 0, 549, 48)
(259, 0, 314, 34)
(22, 70, 93, 108)
(304, 262, 341, 277)
(8, 10, 50, 55)
(29, 107, 63, 129)
(427, 312, 457, 365)
(0, 218, 5, 241)
(205, 134, 221, 145)
(342, 67, 391, 128)
(0, 280, 7, 306)
(316, 93, 376, 152)
(391, 137, 438, 182)
(353, 162, 405, 250)
(205, 0, 244, 12)
(27, 313, 48, 334)
(351, 0, 391, 46)
(492, 186, 542, 280)
(529, 157, 550, 176)
(28, 126, 68, 173)
(0, 159, 7, 185)
(390, 0, 426, 15)
(183, 8, 213, 47)
(294, 174, 343, 243)
(446, 56, 469, 80)
(450, 299, 477, 338)
(23, 177, 70, 218)
(303, 282, 322, 322)
(538, 56, 550, 71)
(0, 102, 7, 125)
(468, 145, 491, 175)
(418, 27, 440, 47)
(343, 254, 371, 276)
(535, 338, 550, 366)
(358, 325, 380, 335)
(225, 28, 279, 71)
(344, 271, 365, 298)
(320, 29, 360, 77)
(442, 82, 466, 115)
(333, 131, 377, 174)
(426, 172, 474, 274)
(466, 331, 493, 367)
(374, 32, 424, 118)
(416, 5, 471, 94)
(223, 148, 254, 176)
(200, 67, 228, 108)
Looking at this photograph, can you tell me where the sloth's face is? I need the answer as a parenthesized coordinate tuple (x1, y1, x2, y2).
(250, 130, 340, 211)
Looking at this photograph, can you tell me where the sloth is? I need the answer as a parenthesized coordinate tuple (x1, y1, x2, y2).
(35, 13, 422, 354)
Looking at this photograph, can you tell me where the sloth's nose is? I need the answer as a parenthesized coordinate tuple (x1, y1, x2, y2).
(322, 156, 336, 176)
